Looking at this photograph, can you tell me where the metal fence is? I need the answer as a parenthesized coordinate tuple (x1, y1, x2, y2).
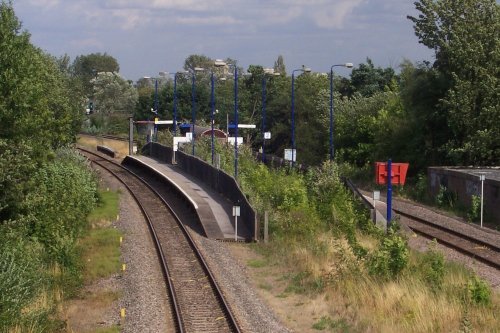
(144, 142, 257, 240)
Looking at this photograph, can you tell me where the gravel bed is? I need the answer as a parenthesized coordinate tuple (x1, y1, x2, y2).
(392, 196, 500, 291)
(95, 165, 174, 333)
(393, 198, 500, 248)
(190, 230, 291, 333)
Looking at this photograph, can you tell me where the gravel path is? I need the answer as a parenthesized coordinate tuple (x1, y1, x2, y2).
(97, 162, 291, 333)
(190, 231, 292, 333)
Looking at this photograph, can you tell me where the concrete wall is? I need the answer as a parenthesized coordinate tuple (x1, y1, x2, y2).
(428, 167, 500, 225)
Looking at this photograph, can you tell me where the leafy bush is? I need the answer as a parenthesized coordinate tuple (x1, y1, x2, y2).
(0, 237, 43, 330)
(367, 230, 409, 278)
(420, 247, 445, 292)
(436, 185, 457, 208)
(23, 148, 98, 266)
(467, 195, 481, 223)
(467, 276, 491, 306)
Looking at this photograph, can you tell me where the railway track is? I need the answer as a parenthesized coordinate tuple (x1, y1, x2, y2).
(345, 179, 500, 270)
(394, 208, 500, 270)
(79, 147, 241, 333)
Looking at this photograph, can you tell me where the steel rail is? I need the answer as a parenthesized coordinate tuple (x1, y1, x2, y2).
(78, 147, 241, 332)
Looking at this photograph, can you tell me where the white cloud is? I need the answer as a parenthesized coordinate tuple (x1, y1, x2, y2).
(175, 15, 241, 25)
(70, 37, 103, 49)
(311, 0, 365, 28)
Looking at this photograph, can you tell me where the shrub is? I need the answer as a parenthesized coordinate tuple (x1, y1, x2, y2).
(467, 195, 481, 223)
(367, 231, 408, 278)
(420, 247, 445, 292)
(0, 237, 43, 330)
(467, 276, 491, 306)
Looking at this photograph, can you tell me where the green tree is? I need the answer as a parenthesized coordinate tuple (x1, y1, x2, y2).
(273, 55, 286, 75)
(348, 58, 396, 97)
(92, 72, 138, 114)
(0, 2, 80, 154)
(71, 52, 120, 95)
(408, 0, 500, 165)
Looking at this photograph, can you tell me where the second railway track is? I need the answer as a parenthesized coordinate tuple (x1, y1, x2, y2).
(79, 148, 240, 333)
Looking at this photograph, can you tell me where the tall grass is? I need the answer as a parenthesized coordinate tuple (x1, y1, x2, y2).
(185, 136, 498, 332)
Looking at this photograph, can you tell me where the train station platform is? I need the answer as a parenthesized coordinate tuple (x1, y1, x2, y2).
(125, 155, 240, 241)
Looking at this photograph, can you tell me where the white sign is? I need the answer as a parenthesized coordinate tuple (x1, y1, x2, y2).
(173, 136, 191, 152)
(284, 149, 296, 162)
(264, 132, 271, 140)
(186, 132, 193, 140)
(238, 124, 256, 129)
(373, 191, 380, 201)
(233, 205, 240, 241)
(227, 137, 243, 146)
(154, 119, 173, 125)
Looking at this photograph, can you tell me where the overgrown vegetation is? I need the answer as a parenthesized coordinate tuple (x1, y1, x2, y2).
(187, 138, 498, 332)
(0, 3, 100, 330)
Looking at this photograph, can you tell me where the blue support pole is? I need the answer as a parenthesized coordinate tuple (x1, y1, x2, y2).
(210, 72, 215, 165)
(173, 74, 178, 136)
(387, 158, 392, 228)
(329, 68, 334, 161)
(191, 72, 196, 156)
(291, 72, 296, 167)
(261, 76, 267, 163)
(234, 67, 238, 179)
(154, 79, 158, 141)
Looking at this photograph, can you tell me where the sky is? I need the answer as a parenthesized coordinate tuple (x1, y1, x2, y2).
(12, 0, 434, 81)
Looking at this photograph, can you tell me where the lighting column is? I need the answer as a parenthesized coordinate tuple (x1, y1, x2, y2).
(329, 63, 353, 161)
(211, 59, 227, 165)
(189, 67, 204, 156)
(291, 67, 311, 166)
(261, 69, 280, 163)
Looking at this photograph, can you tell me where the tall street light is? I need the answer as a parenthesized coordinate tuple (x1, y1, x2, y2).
(329, 63, 353, 161)
(261, 68, 280, 163)
(210, 59, 227, 165)
(153, 79, 159, 141)
(189, 67, 204, 156)
(227, 64, 251, 179)
(291, 67, 311, 166)
(172, 71, 188, 136)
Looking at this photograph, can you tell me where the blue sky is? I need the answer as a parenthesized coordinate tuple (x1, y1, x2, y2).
(12, 0, 434, 81)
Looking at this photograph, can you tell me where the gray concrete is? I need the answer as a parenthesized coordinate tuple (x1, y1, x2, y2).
(133, 155, 239, 240)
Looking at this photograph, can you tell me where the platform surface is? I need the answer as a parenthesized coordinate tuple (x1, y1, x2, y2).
(132, 155, 240, 240)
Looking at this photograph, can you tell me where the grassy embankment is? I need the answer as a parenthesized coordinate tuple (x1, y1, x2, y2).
(168, 135, 499, 333)
(62, 189, 122, 333)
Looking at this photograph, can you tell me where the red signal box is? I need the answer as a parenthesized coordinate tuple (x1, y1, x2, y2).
(375, 162, 409, 185)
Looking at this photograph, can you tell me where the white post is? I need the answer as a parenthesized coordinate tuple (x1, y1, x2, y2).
(479, 174, 485, 228)
(235, 215, 238, 241)
(233, 205, 240, 241)
(264, 211, 269, 243)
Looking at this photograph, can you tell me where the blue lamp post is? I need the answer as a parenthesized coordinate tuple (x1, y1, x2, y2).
(329, 63, 353, 161)
(172, 71, 185, 136)
(261, 68, 280, 163)
(233, 65, 239, 178)
(291, 67, 311, 166)
(210, 60, 227, 165)
(226, 64, 251, 179)
(153, 79, 159, 141)
(189, 67, 204, 156)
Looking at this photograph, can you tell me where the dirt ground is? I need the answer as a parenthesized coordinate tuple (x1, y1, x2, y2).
(226, 243, 334, 333)
(77, 134, 130, 159)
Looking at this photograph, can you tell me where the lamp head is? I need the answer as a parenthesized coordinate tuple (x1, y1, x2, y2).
(345, 63, 354, 68)
(214, 59, 226, 67)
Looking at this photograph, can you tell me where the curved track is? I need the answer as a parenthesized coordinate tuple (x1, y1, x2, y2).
(79, 148, 241, 333)
(394, 208, 500, 270)
(345, 178, 500, 270)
